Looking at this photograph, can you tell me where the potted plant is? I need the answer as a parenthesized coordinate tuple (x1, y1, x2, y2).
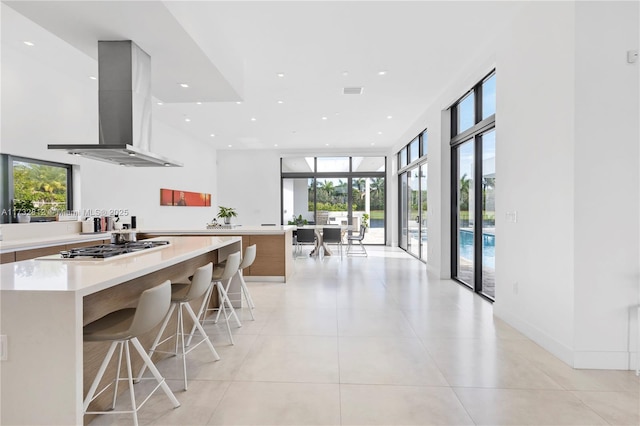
(14, 199, 34, 223)
(217, 206, 237, 224)
(362, 213, 370, 229)
(287, 214, 308, 226)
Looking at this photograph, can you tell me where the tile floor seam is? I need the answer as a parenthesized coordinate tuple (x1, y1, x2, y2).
(203, 380, 233, 426)
(404, 314, 456, 389)
(449, 385, 480, 425)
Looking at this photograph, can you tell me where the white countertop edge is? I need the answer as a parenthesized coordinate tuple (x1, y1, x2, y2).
(0, 233, 109, 252)
(75, 236, 241, 297)
(1, 236, 242, 296)
(142, 226, 295, 235)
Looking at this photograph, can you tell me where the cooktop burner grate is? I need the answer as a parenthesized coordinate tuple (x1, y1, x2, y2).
(61, 241, 170, 259)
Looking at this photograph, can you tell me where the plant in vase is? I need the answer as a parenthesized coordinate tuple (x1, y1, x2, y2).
(14, 199, 35, 223)
(217, 206, 238, 224)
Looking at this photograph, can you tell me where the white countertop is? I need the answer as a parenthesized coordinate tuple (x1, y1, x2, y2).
(142, 225, 295, 235)
(0, 232, 109, 252)
(0, 236, 241, 296)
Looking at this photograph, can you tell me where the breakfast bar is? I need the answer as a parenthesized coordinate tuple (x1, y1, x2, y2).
(140, 225, 295, 282)
(0, 235, 241, 425)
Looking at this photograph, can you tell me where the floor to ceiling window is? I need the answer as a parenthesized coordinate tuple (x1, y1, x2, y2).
(397, 129, 428, 261)
(450, 70, 496, 299)
(281, 156, 386, 244)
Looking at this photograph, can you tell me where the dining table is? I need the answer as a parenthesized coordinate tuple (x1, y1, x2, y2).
(297, 225, 355, 256)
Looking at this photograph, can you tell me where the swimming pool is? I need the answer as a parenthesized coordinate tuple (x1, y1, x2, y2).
(459, 230, 495, 269)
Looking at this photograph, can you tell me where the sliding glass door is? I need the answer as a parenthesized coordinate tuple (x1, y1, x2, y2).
(454, 139, 475, 286)
(407, 169, 420, 257)
(450, 71, 496, 300)
(481, 130, 496, 296)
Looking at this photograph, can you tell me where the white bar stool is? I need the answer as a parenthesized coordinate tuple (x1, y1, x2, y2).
(83, 281, 180, 426)
(190, 252, 242, 345)
(236, 244, 257, 320)
(136, 263, 220, 391)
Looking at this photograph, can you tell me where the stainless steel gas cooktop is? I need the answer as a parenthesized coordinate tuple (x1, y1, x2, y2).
(60, 240, 170, 259)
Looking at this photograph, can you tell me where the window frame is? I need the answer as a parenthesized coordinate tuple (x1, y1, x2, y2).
(280, 156, 387, 245)
(1, 154, 74, 223)
(450, 69, 496, 301)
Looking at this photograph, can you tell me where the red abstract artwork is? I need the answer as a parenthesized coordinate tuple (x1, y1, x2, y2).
(160, 189, 211, 207)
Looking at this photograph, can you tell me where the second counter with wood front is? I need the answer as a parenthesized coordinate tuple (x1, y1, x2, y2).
(139, 225, 294, 282)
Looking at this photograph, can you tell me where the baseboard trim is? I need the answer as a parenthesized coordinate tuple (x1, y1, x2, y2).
(573, 351, 633, 370)
(244, 276, 285, 283)
(493, 304, 575, 366)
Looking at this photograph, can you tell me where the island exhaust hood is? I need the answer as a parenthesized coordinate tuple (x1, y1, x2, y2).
(48, 41, 183, 167)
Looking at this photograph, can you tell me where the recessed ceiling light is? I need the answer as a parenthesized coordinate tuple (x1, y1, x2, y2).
(164, 163, 171, 167)
(23, 41, 34, 46)
(371, 142, 376, 146)
(228, 144, 232, 148)
(277, 100, 284, 104)
(128, 152, 136, 157)
(378, 131, 383, 135)
(321, 116, 328, 120)
(120, 163, 126, 167)
(196, 102, 202, 105)
(277, 73, 285, 78)
(179, 83, 189, 88)
(250, 117, 256, 121)
(236, 101, 242, 105)
(342, 71, 349, 76)
(325, 143, 330, 146)
(378, 71, 387, 76)
(274, 144, 278, 147)
(210, 133, 216, 137)
(184, 118, 191, 122)
(386, 115, 393, 119)
(157, 102, 163, 106)
(89, 76, 97, 80)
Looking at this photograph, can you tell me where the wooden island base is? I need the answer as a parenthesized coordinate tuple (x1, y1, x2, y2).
(140, 226, 294, 282)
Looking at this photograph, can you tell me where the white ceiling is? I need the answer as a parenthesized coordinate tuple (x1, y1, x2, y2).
(2, 1, 524, 152)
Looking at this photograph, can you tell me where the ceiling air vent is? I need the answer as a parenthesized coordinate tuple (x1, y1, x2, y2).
(343, 87, 364, 95)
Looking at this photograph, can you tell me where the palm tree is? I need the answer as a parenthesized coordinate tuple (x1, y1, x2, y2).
(370, 178, 385, 210)
(459, 173, 471, 211)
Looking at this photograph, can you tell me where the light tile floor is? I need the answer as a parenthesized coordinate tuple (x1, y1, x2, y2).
(91, 246, 640, 425)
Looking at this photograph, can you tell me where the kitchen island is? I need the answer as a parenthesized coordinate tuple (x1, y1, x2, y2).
(140, 225, 294, 282)
(0, 235, 241, 425)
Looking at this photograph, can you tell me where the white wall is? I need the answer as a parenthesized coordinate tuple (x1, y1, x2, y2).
(216, 150, 281, 226)
(1, 5, 218, 231)
(390, 1, 640, 369)
(492, 1, 578, 365)
(572, 0, 640, 368)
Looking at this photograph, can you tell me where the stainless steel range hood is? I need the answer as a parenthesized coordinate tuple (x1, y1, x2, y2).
(49, 41, 183, 167)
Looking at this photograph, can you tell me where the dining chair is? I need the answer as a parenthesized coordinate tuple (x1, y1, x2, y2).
(346, 225, 368, 256)
(322, 227, 343, 257)
(295, 228, 317, 257)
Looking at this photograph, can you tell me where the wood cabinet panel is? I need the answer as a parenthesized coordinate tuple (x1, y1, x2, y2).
(15, 245, 66, 261)
(3, 239, 108, 264)
(1, 252, 16, 264)
(245, 234, 285, 276)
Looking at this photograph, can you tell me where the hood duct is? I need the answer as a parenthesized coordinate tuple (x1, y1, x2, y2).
(48, 41, 183, 167)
